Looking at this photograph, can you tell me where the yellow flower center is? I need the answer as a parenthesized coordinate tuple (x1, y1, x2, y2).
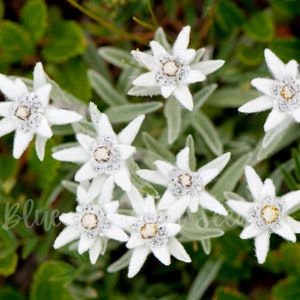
(140, 223, 157, 239)
(162, 60, 179, 77)
(178, 173, 192, 188)
(94, 146, 110, 163)
(261, 205, 279, 224)
(15, 105, 31, 120)
(280, 85, 295, 101)
(81, 213, 98, 230)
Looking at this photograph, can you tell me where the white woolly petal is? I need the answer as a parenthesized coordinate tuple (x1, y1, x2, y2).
(198, 152, 231, 175)
(192, 60, 225, 75)
(53, 226, 80, 249)
(173, 86, 193, 111)
(76, 184, 89, 205)
(76, 134, 95, 153)
(251, 78, 275, 96)
(273, 221, 296, 242)
(199, 169, 219, 186)
(132, 72, 157, 87)
(240, 223, 261, 239)
(35, 135, 48, 161)
(168, 237, 191, 262)
(0, 75, 18, 100)
(161, 85, 176, 98)
(285, 59, 298, 78)
(52, 146, 89, 163)
(158, 189, 177, 210)
(128, 247, 150, 278)
(142, 196, 157, 215)
(75, 162, 98, 181)
(109, 214, 136, 232)
(14, 79, 29, 99)
(105, 225, 128, 242)
(264, 109, 288, 132)
(126, 235, 145, 249)
(103, 201, 119, 214)
(0, 118, 17, 137)
(150, 41, 169, 58)
(287, 216, 300, 233)
(261, 178, 276, 200)
(188, 195, 199, 213)
(118, 114, 145, 145)
(226, 200, 252, 220)
(89, 237, 102, 264)
(87, 175, 106, 201)
(254, 230, 270, 264)
(59, 212, 77, 226)
(238, 95, 273, 113)
(78, 235, 96, 254)
(282, 190, 300, 213)
(154, 160, 174, 178)
(172, 26, 191, 55)
(33, 62, 48, 90)
(164, 223, 181, 237)
(264, 48, 286, 80)
(97, 177, 115, 205)
(13, 129, 34, 159)
(35, 83, 51, 108)
(36, 116, 53, 138)
(198, 191, 228, 216)
(131, 50, 156, 70)
(244, 166, 263, 202)
(0, 102, 13, 117)
(45, 107, 82, 125)
(127, 185, 145, 214)
(119, 145, 136, 160)
(96, 113, 116, 138)
(291, 108, 300, 123)
(180, 49, 196, 64)
(114, 167, 132, 191)
(167, 197, 190, 222)
(136, 169, 169, 186)
(182, 69, 206, 84)
(176, 147, 190, 171)
(151, 245, 171, 265)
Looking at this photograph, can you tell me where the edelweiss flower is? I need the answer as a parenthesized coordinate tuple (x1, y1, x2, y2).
(52, 103, 144, 193)
(53, 178, 128, 264)
(137, 147, 230, 215)
(109, 186, 190, 277)
(128, 26, 224, 111)
(239, 49, 300, 132)
(226, 166, 300, 264)
(0, 62, 82, 160)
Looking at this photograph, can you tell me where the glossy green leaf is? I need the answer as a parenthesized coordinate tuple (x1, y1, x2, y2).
(20, 0, 47, 42)
(42, 21, 86, 63)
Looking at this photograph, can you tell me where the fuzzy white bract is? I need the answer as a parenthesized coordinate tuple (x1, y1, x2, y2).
(128, 26, 224, 111)
(52, 102, 144, 194)
(53, 178, 128, 264)
(137, 147, 230, 216)
(239, 49, 300, 133)
(112, 186, 191, 278)
(0, 62, 82, 160)
(226, 166, 300, 264)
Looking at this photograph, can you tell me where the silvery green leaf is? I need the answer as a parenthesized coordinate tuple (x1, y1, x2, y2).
(181, 226, 224, 242)
(187, 259, 223, 300)
(52, 142, 79, 153)
(61, 180, 78, 195)
(201, 239, 211, 255)
(117, 66, 141, 94)
(98, 46, 133, 69)
(193, 83, 217, 112)
(72, 120, 96, 136)
(88, 69, 127, 105)
(105, 102, 163, 123)
(192, 111, 223, 156)
(191, 48, 206, 64)
(142, 132, 175, 163)
(107, 250, 132, 273)
(186, 135, 196, 171)
(223, 191, 247, 202)
(164, 98, 182, 144)
(154, 27, 171, 51)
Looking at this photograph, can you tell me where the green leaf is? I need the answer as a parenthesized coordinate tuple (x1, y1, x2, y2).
(30, 261, 75, 300)
(192, 111, 223, 156)
(0, 21, 34, 63)
(117, 66, 141, 94)
(164, 98, 182, 144)
(187, 259, 223, 300)
(107, 250, 132, 273)
(181, 226, 224, 242)
(271, 38, 300, 61)
(42, 20, 86, 63)
(236, 43, 264, 66)
(98, 46, 133, 69)
(105, 102, 163, 123)
(243, 11, 275, 42)
(0, 0, 4, 20)
(0, 252, 18, 277)
(186, 135, 196, 171)
(272, 276, 300, 300)
(193, 83, 218, 111)
(154, 27, 171, 52)
(216, 0, 245, 33)
(88, 69, 128, 105)
(0, 287, 25, 300)
(50, 57, 91, 102)
(142, 132, 175, 163)
(214, 286, 250, 300)
(20, 0, 47, 43)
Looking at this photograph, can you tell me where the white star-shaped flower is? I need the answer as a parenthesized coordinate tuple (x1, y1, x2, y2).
(137, 147, 230, 215)
(109, 186, 191, 278)
(52, 102, 144, 194)
(0, 62, 82, 160)
(53, 178, 128, 264)
(226, 166, 300, 264)
(128, 26, 224, 111)
(239, 49, 300, 132)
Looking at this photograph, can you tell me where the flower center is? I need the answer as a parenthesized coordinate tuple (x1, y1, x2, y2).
(81, 213, 98, 230)
(280, 85, 295, 101)
(140, 223, 157, 239)
(178, 173, 192, 188)
(15, 105, 31, 120)
(94, 146, 111, 163)
(162, 60, 179, 77)
(260, 205, 279, 224)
